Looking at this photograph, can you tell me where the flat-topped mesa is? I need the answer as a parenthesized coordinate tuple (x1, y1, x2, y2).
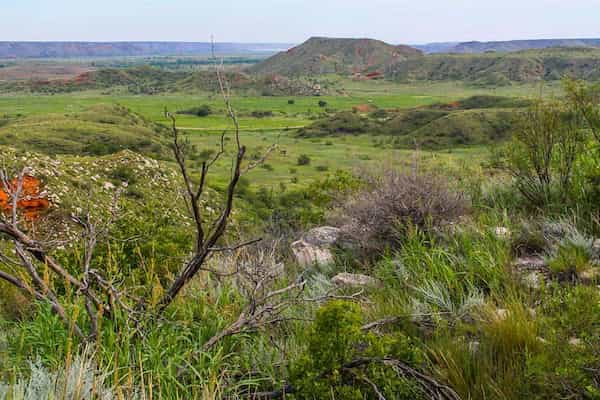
(249, 36, 422, 77)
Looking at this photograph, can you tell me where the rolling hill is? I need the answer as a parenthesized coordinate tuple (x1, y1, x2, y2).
(249, 37, 423, 76)
(387, 47, 600, 84)
(250, 38, 600, 84)
(0, 66, 324, 96)
(297, 95, 527, 148)
(0, 104, 171, 158)
(416, 38, 600, 54)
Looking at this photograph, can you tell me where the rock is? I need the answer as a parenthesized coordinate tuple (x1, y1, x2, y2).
(514, 256, 548, 271)
(291, 226, 340, 267)
(331, 273, 381, 288)
(303, 226, 340, 246)
(494, 227, 511, 239)
(103, 181, 116, 190)
(579, 268, 599, 285)
(514, 256, 548, 290)
(568, 337, 584, 347)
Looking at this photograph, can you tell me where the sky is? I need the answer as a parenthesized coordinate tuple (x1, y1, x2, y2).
(2, 0, 600, 44)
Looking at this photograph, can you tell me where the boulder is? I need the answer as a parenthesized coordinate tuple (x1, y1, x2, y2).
(514, 256, 549, 289)
(331, 273, 381, 288)
(514, 256, 548, 271)
(291, 226, 340, 267)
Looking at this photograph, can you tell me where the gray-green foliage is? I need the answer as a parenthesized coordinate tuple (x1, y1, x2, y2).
(0, 349, 118, 400)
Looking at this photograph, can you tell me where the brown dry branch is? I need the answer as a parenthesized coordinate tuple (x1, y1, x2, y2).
(332, 169, 468, 252)
(202, 243, 305, 350)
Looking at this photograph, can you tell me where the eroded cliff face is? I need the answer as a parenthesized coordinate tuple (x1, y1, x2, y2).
(0, 175, 50, 220)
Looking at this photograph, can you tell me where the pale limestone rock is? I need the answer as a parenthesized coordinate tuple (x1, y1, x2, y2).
(331, 273, 381, 288)
(291, 227, 340, 267)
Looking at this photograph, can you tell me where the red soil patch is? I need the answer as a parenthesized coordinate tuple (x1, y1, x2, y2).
(352, 104, 376, 113)
(0, 175, 50, 220)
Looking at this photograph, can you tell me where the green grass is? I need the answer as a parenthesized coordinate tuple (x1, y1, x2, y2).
(0, 80, 548, 129)
(183, 128, 488, 188)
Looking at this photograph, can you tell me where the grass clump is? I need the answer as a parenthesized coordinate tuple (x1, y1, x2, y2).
(297, 154, 311, 166)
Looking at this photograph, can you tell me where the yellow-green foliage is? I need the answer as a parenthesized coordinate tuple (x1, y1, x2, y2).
(289, 301, 423, 400)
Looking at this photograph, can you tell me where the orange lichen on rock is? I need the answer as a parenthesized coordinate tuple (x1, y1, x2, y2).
(0, 175, 50, 220)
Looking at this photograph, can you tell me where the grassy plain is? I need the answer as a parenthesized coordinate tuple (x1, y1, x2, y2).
(0, 80, 514, 188)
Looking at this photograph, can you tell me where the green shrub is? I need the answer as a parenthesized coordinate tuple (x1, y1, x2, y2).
(251, 110, 274, 118)
(548, 238, 593, 279)
(297, 154, 311, 166)
(505, 98, 588, 207)
(289, 301, 423, 400)
(318, 100, 327, 108)
(176, 104, 211, 117)
(109, 164, 138, 184)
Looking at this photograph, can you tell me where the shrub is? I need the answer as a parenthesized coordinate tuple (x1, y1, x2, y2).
(0, 348, 115, 400)
(251, 110, 273, 118)
(505, 99, 588, 207)
(332, 169, 469, 252)
(315, 165, 328, 172)
(289, 301, 423, 400)
(288, 99, 295, 105)
(370, 108, 389, 119)
(318, 100, 327, 108)
(109, 164, 137, 185)
(176, 104, 211, 117)
(547, 234, 594, 280)
(297, 154, 311, 166)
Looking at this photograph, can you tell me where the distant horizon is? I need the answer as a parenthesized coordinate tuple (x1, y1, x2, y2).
(3, 36, 600, 47)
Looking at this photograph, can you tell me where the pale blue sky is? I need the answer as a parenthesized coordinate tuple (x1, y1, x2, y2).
(2, 0, 600, 44)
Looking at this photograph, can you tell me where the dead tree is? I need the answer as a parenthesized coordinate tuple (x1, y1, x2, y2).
(155, 61, 276, 314)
